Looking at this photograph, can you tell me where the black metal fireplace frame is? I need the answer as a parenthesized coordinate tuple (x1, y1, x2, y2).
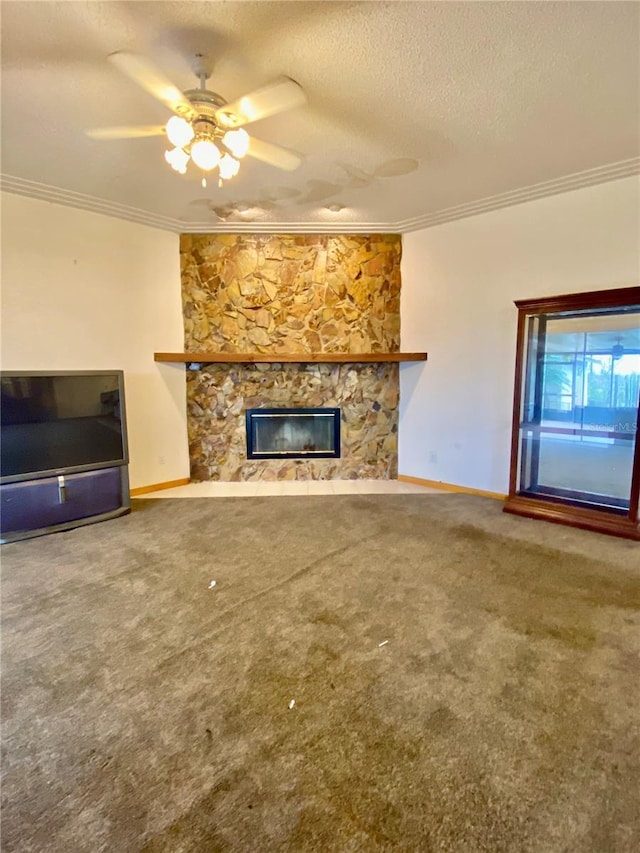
(245, 407, 341, 460)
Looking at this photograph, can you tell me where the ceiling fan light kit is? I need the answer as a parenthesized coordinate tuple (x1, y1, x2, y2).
(189, 139, 220, 171)
(164, 114, 248, 185)
(166, 116, 194, 148)
(164, 145, 189, 173)
(87, 52, 306, 188)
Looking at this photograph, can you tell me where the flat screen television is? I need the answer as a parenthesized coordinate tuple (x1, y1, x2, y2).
(0, 370, 128, 484)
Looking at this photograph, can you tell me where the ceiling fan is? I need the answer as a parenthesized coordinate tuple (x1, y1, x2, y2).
(86, 52, 306, 186)
(612, 337, 625, 361)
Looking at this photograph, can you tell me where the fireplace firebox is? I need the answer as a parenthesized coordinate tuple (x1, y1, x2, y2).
(245, 408, 341, 460)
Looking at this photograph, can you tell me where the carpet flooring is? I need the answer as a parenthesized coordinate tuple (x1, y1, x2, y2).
(1, 494, 639, 852)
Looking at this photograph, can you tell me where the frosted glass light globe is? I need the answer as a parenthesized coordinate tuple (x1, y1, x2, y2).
(164, 147, 189, 174)
(190, 139, 220, 171)
(218, 153, 240, 180)
(223, 128, 250, 158)
(165, 116, 194, 148)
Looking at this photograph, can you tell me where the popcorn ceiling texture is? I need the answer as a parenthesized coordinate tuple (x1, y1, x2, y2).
(180, 234, 402, 481)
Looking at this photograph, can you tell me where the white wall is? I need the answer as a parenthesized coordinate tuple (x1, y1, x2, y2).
(399, 176, 640, 494)
(0, 192, 189, 489)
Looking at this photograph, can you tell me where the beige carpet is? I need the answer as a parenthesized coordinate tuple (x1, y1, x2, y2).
(1, 494, 639, 852)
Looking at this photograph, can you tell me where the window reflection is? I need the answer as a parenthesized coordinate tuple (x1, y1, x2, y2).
(518, 309, 640, 510)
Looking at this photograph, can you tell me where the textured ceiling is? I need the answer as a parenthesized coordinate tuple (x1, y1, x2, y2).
(1, 1, 639, 233)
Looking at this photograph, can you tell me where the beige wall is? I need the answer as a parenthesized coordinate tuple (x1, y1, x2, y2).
(0, 192, 189, 489)
(399, 176, 640, 494)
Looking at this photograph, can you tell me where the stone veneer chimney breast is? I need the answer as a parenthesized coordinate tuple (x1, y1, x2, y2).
(180, 234, 402, 481)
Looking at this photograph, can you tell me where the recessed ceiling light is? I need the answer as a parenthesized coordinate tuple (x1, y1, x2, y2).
(326, 203, 344, 213)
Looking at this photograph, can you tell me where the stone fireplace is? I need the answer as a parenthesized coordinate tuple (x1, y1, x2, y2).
(181, 234, 402, 481)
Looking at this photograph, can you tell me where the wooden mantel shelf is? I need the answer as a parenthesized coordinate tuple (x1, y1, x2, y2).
(155, 351, 428, 365)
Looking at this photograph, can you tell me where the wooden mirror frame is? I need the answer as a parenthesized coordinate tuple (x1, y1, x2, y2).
(504, 286, 640, 540)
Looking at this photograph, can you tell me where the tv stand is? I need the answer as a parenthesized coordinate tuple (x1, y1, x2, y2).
(0, 466, 130, 544)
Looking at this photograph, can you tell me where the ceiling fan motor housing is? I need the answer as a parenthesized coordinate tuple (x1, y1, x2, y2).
(185, 88, 244, 129)
(183, 90, 243, 159)
(184, 89, 228, 119)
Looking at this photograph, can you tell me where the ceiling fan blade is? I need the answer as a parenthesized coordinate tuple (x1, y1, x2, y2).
(246, 137, 303, 171)
(108, 51, 197, 119)
(215, 77, 306, 128)
(85, 125, 166, 140)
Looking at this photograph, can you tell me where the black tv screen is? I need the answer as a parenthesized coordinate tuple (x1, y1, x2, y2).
(0, 371, 128, 483)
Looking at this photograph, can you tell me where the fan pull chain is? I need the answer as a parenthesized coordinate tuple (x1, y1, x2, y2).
(201, 175, 225, 188)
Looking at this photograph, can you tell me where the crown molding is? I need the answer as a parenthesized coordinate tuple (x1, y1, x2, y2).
(0, 175, 396, 235)
(0, 175, 179, 232)
(396, 158, 640, 232)
(2, 158, 639, 236)
(180, 220, 397, 234)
